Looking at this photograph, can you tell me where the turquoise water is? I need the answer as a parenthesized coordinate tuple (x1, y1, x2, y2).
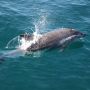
(0, 0, 90, 90)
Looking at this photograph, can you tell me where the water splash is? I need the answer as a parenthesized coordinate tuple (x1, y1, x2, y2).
(34, 16, 47, 34)
(19, 33, 42, 50)
(19, 15, 47, 51)
(6, 16, 46, 50)
(5, 36, 21, 49)
(3, 15, 47, 58)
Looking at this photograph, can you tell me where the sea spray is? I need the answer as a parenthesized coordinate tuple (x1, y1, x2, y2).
(6, 36, 20, 49)
(19, 33, 42, 50)
(6, 16, 46, 51)
(1, 16, 47, 58)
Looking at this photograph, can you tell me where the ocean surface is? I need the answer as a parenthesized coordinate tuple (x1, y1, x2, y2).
(0, 0, 90, 90)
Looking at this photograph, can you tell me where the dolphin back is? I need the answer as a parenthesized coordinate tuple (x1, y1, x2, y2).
(27, 28, 85, 51)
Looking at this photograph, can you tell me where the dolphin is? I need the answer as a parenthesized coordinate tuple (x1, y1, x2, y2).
(20, 28, 86, 51)
(0, 28, 86, 61)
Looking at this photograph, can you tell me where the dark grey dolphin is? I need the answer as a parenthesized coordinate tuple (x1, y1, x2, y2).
(20, 28, 86, 51)
(0, 28, 86, 61)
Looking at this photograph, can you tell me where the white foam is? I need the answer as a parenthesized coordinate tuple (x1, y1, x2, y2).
(19, 33, 42, 50)
(6, 15, 46, 52)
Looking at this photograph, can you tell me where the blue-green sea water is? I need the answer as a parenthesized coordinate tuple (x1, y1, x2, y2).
(0, 0, 90, 90)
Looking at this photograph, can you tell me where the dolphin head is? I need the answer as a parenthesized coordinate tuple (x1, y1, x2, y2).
(74, 31, 86, 37)
(70, 29, 86, 38)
